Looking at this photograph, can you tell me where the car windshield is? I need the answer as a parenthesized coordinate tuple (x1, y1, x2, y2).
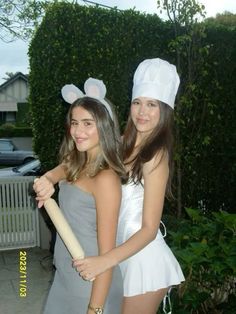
(13, 160, 40, 174)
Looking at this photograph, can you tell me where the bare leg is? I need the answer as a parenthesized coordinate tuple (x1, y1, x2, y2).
(122, 288, 169, 314)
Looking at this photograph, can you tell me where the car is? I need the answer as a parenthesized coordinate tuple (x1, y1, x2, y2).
(0, 159, 41, 177)
(0, 138, 36, 166)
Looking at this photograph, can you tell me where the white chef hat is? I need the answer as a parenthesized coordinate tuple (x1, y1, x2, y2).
(131, 58, 180, 109)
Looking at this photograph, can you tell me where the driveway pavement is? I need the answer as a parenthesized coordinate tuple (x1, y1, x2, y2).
(0, 247, 54, 314)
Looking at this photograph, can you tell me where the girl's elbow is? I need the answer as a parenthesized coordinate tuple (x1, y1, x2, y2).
(149, 230, 158, 242)
(146, 225, 159, 242)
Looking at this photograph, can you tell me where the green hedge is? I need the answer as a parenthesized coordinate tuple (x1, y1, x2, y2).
(0, 124, 33, 137)
(15, 102, 31, 126)
(176, 23, 236, 213)
(29, 3, 171, 170)
(29, 3, 236, 212)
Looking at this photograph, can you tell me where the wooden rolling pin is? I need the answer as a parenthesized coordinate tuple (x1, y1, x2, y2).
(43, 197, 85, 259)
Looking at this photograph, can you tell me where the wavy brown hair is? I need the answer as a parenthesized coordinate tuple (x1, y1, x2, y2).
(122, 101, 174, 197)
(59, 96, 126, 181)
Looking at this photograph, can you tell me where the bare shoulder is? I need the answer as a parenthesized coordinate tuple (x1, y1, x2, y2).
(95, 168, 120, 183)
(92, 169, 121, 205)
(143, 150, 169, 178)
(93, 169, 121, 191)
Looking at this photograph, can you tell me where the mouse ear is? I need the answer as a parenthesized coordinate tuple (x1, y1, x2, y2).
(84, 78, 106, 100)
(61, 84, 84, 104)
(84, 77, 113, 120)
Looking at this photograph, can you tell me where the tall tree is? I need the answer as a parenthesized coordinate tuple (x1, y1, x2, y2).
(0, 1, 107, 42)
(157, 0, 208, 216)
(0, 0, 47, 42)
(2, 71, 17, 80)
(0, 0, 75, 42)
(206, 11, 236, 28)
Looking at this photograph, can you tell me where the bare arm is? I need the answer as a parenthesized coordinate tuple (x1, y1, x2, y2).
(86, 170, 121, 312)
(75, 153, 169, 279)
(33, 164, 66, 208)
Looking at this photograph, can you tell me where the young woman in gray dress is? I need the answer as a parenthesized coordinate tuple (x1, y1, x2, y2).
(35, 78, 125, 314)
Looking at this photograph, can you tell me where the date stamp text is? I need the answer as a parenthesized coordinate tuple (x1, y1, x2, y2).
(19, 250, 27, 297)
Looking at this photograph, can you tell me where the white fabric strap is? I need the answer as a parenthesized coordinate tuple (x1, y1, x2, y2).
(160, 220, 167, 237)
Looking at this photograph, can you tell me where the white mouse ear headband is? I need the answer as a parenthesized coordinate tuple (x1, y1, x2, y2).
(61, 78, 113, 120)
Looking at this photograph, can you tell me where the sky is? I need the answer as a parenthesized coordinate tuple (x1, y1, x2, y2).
(0, 0, 235, 84)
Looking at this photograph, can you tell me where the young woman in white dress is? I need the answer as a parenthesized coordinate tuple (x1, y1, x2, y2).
(74, 58, 185, 314)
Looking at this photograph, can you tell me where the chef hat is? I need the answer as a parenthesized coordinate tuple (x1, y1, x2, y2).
(131, 58, 180, 109)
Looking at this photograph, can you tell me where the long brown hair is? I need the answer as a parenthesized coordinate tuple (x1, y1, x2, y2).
(122, 101, 174, 196)
(59, 96, 126, 181)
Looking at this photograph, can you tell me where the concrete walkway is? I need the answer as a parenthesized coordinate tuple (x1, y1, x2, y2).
(0, 247, 54, 314)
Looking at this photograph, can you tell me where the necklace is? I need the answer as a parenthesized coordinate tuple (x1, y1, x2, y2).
(73, 161, 104, 181)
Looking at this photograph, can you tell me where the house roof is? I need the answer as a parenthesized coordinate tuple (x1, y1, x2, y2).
(0, 72, 28, 91)
(0, 102, 18, 112)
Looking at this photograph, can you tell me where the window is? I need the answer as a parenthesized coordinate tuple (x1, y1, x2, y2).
(0, 140, 14, 151)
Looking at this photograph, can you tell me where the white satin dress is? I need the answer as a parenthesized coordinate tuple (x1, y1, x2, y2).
(117, 180, 185, 297)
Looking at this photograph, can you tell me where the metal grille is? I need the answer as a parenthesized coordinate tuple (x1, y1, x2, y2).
(0, 176, 40, 250)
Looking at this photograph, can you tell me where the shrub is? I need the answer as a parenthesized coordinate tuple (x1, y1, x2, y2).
(159, 208, 236, 313)
(0, 124, 32, 137)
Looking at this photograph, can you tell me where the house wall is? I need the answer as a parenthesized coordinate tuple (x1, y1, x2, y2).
(0, 75, 29, 124)
(0, 78, 28, 102)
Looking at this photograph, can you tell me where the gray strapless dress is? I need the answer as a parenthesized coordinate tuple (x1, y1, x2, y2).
(43, 181, 123, 314)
